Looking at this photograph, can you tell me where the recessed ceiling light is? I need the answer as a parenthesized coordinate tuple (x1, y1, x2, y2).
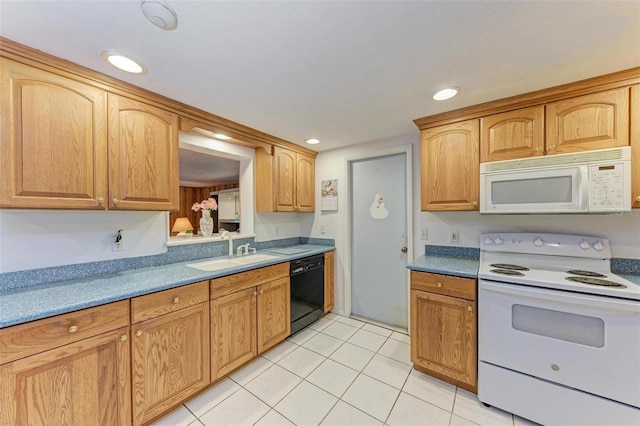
(141, 1, 178, 31)
(305, 138, 320, 145)
(101, 51, 147, 74)
(213, 133, 232, 140)
(432, 87, 460, 101)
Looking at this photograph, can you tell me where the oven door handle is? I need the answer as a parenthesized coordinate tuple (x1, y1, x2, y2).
(479, 280, 640, 314)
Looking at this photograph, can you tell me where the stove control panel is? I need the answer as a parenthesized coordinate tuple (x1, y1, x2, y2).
(480, 233, 611, 258)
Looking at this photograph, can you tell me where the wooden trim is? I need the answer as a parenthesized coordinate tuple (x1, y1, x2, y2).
(0, 37, 316, 157)
(632, 84, 640, 209)
(414, 67, 640, 130)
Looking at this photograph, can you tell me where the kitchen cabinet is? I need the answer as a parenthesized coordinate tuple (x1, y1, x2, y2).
(0, 58, 179, 211)
(130, 281, 210, 425)
(480, 106, 545, 162)
(256, 146, 315, 212)
(0, 58, 109, 209)
(324, 250, 335, 313)
(210, 263, 290, 380)
(108, 94, 179, 211)
(421, 120, 479, 211)
(631, 84, 640, 209)
(0, 301, 131, 425)
(410, 271, 477, 392)
(546, 87, 629, 155)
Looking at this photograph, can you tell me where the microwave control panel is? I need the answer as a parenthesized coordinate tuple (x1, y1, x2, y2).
(589, 163, 626, 211)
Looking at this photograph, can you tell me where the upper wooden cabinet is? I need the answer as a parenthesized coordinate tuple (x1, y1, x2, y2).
(256, 146, 315, 212)
(546, 88, 629, 155)
(0, 59, 109, 209)
(480, 106, 544, 162)
(631, 84, 640, 209)
(108, 95, 179, 211)
(421, 120, 479, 211)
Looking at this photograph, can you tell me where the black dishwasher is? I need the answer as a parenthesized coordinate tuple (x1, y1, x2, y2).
(290, 254, 325, 335)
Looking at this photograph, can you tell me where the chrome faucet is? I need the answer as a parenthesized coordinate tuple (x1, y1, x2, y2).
(220, 231, 233, 256)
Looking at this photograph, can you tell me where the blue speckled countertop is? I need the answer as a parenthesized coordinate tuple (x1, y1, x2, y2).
(0, 244, 333, 329)
(407, 255, 479, 279)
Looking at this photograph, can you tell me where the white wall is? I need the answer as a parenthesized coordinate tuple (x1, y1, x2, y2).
(255, 212, 302, 241)
(306, 134, 640, 315)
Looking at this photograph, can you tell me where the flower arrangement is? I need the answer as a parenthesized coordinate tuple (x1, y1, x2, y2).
(191, 198, 218, 212)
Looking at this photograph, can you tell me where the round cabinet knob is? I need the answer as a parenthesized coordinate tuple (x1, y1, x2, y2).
(472, 201, 478, 207)
(494, 237, 503, 245)
(593, 241, 605, 251)
(467, 306, 473, 312)
(97, 197, 104, 205)
(173, 297, 180, 304)
(636, 196, 640, 203)
(112, 198, 120, 206)
(533, 238, 544, 247)
(437, 282, 442, 288)
(253, 291, 258, 296)
(259, 289, 264, 295)
(548, 144, 556, 151)
(136, 330, 143, 337)
(120, 335, 128, 342)
(484, 237, 494, 245)
(68, 325, 78, 333)
(401, 247, 408, 253)
(579, 240, 591, 250)
(534, 147, 542, 152)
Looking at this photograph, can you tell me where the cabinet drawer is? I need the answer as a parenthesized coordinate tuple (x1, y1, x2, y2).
(211, 263, 289, 299)
(0, 300, 129, 365)
(411, 271, 476, 300)
(131, 280, 209, 323)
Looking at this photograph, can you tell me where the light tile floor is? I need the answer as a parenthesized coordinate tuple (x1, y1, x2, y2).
(152, 313, 537, 426)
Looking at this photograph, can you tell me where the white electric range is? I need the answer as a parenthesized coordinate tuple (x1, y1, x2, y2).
(477, 233, 640, 426)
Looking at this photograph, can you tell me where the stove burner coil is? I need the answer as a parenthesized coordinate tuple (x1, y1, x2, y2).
(566, 270, 607, 278)
(489, 264, 529, 271)
(565, 276, 627, 288)
(491, 269, 525, 276)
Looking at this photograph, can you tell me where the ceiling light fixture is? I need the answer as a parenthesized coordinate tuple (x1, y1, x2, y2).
(141, 1, 178, 31)
(431, 86, 460, 101)
(305, 138, 320, 145)
(101, 51, 147, 74)
(213, 133, 232, 140)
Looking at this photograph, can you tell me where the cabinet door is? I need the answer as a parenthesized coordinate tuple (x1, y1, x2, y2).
(631, 84, 640, 209)
(211, 288, 257, 380)
(257, 277, 291, 354)
(546, 87, 629, 154)
(0, 327, 131, 426)
(421, 120, 479, 211)
(108, 94, 179, 211)
(131, 303, 210, 425)
(410, 290, 476, 391)
(273, 146, 297, 212)
(480, 106, 544, 162)
(324, 251, 335, 313)
(296, 154, 315, 212)
(0, 59, 108, 209)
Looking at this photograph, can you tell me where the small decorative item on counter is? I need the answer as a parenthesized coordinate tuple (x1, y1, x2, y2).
(172, 217, 194, 237)
(192, 198, 218, 237)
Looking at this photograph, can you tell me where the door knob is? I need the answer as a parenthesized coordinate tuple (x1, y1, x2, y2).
(401, 247, 408, 253)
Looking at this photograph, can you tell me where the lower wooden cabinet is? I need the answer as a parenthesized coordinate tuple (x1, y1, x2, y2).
(410, 271, 477, 392)
(131, 302, 210, 425)
(210, 268, 291, 381)
(0, 326, 132, 425)
(211, 288, 258, 380)
(324, 250, 335, 313)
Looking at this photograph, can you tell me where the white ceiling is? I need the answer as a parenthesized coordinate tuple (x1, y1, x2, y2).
(1, 1, 639, 153)
(178, 148, 239, 187)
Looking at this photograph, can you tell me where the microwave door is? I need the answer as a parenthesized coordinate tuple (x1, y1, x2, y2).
(481, 166, 587, 213)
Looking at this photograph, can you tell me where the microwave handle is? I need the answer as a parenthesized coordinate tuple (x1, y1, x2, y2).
(578, 166, 589, 211)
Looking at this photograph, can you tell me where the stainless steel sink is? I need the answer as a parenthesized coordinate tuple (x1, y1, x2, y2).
(186, 254, 279, 271)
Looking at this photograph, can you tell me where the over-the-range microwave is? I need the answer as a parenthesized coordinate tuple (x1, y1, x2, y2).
(480, 146, 631, 214)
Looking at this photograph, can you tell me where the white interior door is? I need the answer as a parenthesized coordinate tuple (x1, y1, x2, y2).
(350, 153, 408, 329)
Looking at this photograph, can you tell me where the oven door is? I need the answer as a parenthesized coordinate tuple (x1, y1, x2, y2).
(480, 165, 588, 213)
(479, 279, 640, 408)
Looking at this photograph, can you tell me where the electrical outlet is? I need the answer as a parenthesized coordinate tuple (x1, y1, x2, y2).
(449, 230, 459, 243)
(274, 225, 280, 236)
(320, 224, 326, 234)
(420, 228, 428, 240)
(112, 229, 124, 251)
